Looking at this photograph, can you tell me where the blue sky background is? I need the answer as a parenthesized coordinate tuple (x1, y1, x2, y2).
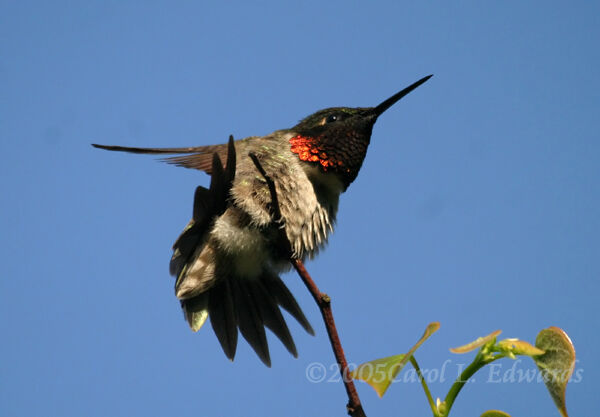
(1, 1, 598, 416)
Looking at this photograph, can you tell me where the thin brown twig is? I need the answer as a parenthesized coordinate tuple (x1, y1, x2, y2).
(249, 152, 366, 417)
(292, 259, 366, 417)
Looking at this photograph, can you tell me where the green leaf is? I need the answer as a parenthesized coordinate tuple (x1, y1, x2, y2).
(350, 322, 440, 397)
(534, 327, 575, 417)
(450, 330, 502, 354)
(497, 338, 545, 358)
(480, 410, 512, 417)
(350, 353, 406, 398)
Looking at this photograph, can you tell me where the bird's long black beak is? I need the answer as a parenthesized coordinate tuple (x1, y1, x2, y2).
(371, 74, 433, 118)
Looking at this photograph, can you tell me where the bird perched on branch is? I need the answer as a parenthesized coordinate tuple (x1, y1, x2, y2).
(93, 74, 432, 366)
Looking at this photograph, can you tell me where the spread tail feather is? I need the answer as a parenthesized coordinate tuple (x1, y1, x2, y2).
(182, 273, 313, 367)
(231, 278, 270, 366)
(263, 272, 315, 336)
(207, 278, 238, 360)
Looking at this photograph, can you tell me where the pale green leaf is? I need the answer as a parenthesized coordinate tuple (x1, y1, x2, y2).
(450, 330, 502, 354)
(350, 322, 440, 397)
(534, 327, 575, 417)
(350, 353, 406, 397)
(497, 338, 545, 357)
(480, 410, 512, 417)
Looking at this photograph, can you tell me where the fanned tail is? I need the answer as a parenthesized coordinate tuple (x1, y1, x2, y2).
(183, 272, 314, 367)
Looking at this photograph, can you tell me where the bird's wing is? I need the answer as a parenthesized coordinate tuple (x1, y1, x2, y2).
(92, 143, 230, 175)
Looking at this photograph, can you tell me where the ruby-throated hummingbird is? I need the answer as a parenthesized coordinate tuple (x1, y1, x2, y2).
(93, 74, 432, 366)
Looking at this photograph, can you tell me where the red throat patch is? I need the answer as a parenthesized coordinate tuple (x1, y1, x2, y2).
(289, 135, 343, 171)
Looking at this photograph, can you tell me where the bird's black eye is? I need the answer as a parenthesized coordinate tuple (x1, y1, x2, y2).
(326, 114, 339, 123)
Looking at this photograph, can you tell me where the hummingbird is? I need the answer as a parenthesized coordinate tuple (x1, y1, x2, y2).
(93, 74, 432, 366)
